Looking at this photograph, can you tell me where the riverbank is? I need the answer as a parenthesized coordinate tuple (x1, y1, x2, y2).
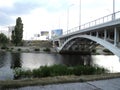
(1, 73, 120, 89)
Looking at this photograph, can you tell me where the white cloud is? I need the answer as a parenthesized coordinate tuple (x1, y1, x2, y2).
(0, 0, 14, 8)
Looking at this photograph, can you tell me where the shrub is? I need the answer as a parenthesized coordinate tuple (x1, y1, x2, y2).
(39, 66, 51, 77)
(32, 68, 41, 77)
(50, 64, 68, 76)
(92, 49, 96, 53)
(73, 65, 84, 75)
(34, 48, 40, 51)
(18, 48, 21, 51)
(1, 46, 7, 49)
(11, 48, 14, 50)
(14, 65, 107, 79)
(43, 48, 50, 52)
(103, 49, 111, 53)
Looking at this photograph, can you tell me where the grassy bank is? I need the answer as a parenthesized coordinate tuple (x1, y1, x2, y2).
(14, 65, 106, 79)
(1, 73, 120, 89)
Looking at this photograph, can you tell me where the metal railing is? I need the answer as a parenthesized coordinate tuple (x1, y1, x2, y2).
(63, 11, 120, 35)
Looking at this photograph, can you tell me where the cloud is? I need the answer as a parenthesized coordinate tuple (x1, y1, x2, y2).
(0, 0, 42, 25)
(0, 0, 40, 15)
(0, 0, 69, 26)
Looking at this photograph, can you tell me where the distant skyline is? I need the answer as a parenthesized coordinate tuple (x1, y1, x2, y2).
(0, 0, 120, 40)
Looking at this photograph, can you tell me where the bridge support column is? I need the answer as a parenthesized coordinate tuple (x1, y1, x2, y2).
(104, 29, 107, 40)
(96, 32, 99, 37)
(114, 27, 119, 46)
(90, 32, 92, 36)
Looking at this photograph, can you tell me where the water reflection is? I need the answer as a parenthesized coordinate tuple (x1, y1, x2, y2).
(0, 52, 120, 80)
(61, 54, 92, 66)
(21, 53, 63, 69)
(11, 53, 22, 69)
(0, 52, 14, 80)
(0, 52, 6, 68)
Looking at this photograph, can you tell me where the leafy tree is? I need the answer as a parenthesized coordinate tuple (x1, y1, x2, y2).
(0, 33, 9, 45)
(11, 17, 23, 46)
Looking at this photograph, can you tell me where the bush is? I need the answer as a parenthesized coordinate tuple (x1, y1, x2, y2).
(32, 68, 41, 77)
(103, 49, 111, 53)
(1, 46, 7, 49)
(43, 48, 50, 52)
(11, 48, 14, 50)
(39, 66, 51, 77)
(34, 48, 40, 51)
(14, 65, 107, 79)
(50, 64, 68, 76)
(18, 48, 21, 51)
(14, 68, 32, 79)
(92, 49, 96, 53)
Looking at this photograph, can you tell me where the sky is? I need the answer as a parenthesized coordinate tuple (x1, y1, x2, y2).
(0, 0, 120, 40)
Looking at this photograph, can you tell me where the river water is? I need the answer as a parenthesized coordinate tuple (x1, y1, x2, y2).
(0, 52, 120, 80)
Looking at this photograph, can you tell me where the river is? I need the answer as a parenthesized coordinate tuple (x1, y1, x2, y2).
(0, 52, 120, 80)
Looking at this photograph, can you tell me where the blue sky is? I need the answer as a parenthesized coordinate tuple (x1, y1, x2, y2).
(0, 0, 120, 40)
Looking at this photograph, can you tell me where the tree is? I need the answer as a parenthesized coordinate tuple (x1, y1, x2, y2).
(11, 17, 23, 46)
(0, 33, 9, 45)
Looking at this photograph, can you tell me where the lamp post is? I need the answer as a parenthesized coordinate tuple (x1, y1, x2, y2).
(67, 4, 74, 34)
(79, 0, 81, 30)
(112, 0, 115, 20)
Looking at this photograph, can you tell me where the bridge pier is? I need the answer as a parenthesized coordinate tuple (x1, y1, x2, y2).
(114, 27, 119, 46)
(104, 29, 107, 40)
(96, 31, 99, 37)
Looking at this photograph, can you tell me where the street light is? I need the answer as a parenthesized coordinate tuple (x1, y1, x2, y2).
(112, 0, 115, 20)
(79, 0, 81, 30)
(67, 4, 74, 34)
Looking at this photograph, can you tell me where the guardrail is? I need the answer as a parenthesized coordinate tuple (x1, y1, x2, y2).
(63, 11, 120, 35)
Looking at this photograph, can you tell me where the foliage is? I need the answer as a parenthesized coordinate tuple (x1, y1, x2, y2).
(103, 49, 111, 53)
(34, 48, 40, 51)
(11, 17, 23, 46)
(14, 65, 107, 79)
(1, 46, 8, 50)
(92, 49, 96, 53)
(17, 48, 21, 51)
(0, 33, 9, 45)
(14, 68, 32, 79)
(43, 48, 51, 52)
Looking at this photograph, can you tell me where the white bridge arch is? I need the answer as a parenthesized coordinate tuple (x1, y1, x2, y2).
(57, 35, 120, 58)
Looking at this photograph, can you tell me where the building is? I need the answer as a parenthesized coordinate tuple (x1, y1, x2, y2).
(51, 29, 63, 39)
(0, 26, 14, 40)
(32, 31, 49, 40)
(8, 26, 15, 40)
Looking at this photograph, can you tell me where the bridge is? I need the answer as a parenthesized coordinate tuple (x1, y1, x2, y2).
(53, 11, 120, 58)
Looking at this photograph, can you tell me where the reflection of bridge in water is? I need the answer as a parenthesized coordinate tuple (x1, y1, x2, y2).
(53, 11, 120, 58)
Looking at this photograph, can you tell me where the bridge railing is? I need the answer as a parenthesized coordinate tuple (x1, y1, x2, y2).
(63, 11, 120, 35)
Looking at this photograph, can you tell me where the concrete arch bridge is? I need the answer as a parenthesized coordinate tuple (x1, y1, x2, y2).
(53, 11, 120, 58)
